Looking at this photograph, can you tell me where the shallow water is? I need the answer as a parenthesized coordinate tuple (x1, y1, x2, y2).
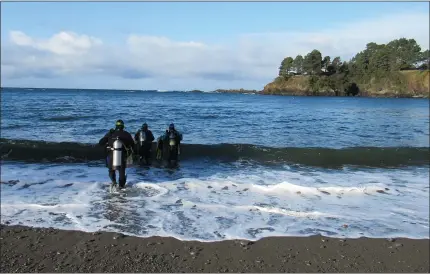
(1, 161, 428, 240)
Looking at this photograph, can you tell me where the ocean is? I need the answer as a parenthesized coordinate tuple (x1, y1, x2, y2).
(1, 87, 429, 241)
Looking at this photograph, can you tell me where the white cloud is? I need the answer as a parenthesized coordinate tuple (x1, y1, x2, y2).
(1, 11, 429, 90)
(9, 30, 103, 55)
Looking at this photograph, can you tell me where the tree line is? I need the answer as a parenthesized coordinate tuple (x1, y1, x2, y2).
(277, 38, 429, 96)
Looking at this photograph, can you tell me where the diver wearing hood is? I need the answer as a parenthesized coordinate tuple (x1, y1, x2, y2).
(99, 119, 135, 188)
(134, 123, 155, 165)
(156, 123, 183, 167)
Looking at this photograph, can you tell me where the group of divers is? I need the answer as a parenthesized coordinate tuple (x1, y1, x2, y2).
(98, 119, 183, 190)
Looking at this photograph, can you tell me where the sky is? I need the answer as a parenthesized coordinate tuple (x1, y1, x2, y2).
(1, 1, 429, 91)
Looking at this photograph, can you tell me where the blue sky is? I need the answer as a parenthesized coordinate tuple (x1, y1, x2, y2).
(1, 2, 429, 91)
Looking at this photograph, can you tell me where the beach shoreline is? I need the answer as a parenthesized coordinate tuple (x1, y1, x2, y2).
(1, 224, 428, 273)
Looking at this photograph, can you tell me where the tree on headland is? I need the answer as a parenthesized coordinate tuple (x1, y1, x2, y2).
(322, 56, 331, 71)
(303, 50, 323, 75)
(417, 49, 429, 69)
(325, 56, 341, 75)
(278, 57, 294, 77)
(293, 55, 304, 74)
(386, 38, 422, 70)
(331, 57, 341, 71)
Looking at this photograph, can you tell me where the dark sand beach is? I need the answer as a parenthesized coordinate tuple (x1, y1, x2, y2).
(1, 224, 429, 273)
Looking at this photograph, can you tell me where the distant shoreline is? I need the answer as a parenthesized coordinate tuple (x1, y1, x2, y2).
(2, 82, 429, 98)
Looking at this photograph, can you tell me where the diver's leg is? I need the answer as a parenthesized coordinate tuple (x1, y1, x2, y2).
(138, 146, 145, 162)
(118, 167, 126, 188)
(109, 169, 116, 184)
(146, 151, 152, 165)
(170, 146, 178, 162)
(165, 147, 172, 167)
(172, 146, 179, 167)
(173, 148, 178, 163)
(141, 146, 147, 165)
(143, 145, 152, 165)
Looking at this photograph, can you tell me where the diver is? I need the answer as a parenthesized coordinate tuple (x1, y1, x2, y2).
(99, 119, 135, 189)
(156, 123, 183, 167)
(134, 123, 155, 165)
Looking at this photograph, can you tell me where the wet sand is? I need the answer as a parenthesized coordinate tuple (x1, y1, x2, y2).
(1, 224, 429, 273)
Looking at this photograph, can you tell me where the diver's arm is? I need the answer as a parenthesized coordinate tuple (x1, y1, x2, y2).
(125, 132, 135, 148)
(98, 131, 111, 146)
(148, 131, 155, 142)
(134, 131, 140, 142)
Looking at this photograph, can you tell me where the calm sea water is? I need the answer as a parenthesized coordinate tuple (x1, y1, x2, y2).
(1, 88, 429, 147)
(1, 87, 429, 241)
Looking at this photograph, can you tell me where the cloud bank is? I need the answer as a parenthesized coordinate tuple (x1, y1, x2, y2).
(1, 11, 429, 90)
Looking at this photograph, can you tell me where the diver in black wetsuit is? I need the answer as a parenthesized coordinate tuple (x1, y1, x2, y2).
(134, 123, 155, 165)
(156, 123, 183, 167)
(99, 119, 134, 188)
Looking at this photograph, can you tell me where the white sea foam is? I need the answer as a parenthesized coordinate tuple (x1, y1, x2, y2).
(1, 162, 429, 241)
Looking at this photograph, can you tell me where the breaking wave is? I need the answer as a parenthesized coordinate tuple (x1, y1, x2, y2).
(1, 138, 428, 168)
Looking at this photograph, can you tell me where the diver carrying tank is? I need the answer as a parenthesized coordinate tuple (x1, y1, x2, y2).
(112, 137, 124, 170)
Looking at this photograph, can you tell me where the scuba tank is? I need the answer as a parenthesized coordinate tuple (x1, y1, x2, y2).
(112, 137, 123, 170)
(139, 130, 146, 146)
(169, 131, 176, 146)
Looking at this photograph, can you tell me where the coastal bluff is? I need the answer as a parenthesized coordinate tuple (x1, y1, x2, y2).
(262, 70, 429, 98)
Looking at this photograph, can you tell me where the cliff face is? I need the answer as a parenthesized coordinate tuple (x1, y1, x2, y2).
(401, 70, 429, 97)
(262, 70, 430, 98)
(262, 75, 311, 96)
